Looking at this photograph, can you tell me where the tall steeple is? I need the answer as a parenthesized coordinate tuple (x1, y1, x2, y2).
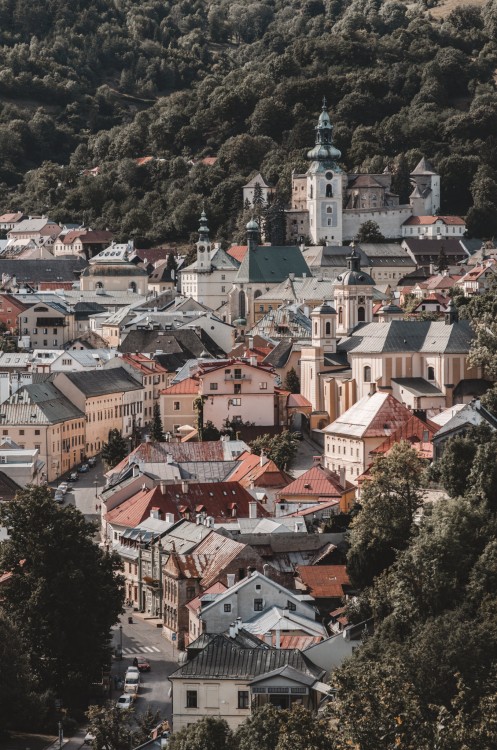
(246, 218, 259, 251)
(307, 97, 342, 173)
(196, 208, 211, 268)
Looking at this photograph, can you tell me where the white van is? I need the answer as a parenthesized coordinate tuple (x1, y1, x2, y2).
(124, 672, 140, 696)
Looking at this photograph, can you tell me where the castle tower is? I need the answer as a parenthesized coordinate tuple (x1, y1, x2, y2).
(196, 209, 211, 270)
(410, 157, 440, 215)
(306, 98, 344, 246)
(333, 248, 375, 337)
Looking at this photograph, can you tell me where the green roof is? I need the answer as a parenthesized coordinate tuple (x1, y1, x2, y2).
(235, 245, 311, 284)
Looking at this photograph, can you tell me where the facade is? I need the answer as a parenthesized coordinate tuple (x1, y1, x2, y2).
(401, 215, 466, 238)
(104, 353, 169, 424)
(53, 367, 143, 457)
(19, 300, 75, 350)
(52, 229, 114, 258)
(0, 293, 29, 334)
(80, 244, 148, 295)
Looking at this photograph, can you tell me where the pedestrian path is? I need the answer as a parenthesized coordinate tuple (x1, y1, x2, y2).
(122, 644, 161, 655)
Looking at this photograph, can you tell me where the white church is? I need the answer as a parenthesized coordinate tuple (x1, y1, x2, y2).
(285, 99, 444, 245)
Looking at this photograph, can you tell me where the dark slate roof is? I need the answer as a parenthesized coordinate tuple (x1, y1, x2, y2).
(119, 328, 224, 358)
(8, 382, 84, 422)
(73, 301, 107, 319)
(0, 258, 87, 283)
(452, 379, 493, 398)
(236, 245, 310, 284)
(263, 338, 294, 368)
(391, 378, 444, 396)
(135, 291, 176, 311)
(0, 471, 23, 501)
(338, 320, 473, 354)
(170, 631, 324, 681)
(402, 239, 468, 262)
(178, 460, 238, 482)
(63, 367, 142, 396)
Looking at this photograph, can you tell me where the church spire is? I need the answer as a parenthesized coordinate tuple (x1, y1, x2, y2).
(307, 97, 342, 171)
(198, 207, 209, 243)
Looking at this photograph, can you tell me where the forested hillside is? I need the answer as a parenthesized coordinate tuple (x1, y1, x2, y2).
(2, 0, 497, 243)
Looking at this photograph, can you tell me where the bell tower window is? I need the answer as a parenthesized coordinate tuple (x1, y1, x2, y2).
(358, 306, 366, 322)
(325, 321, 331, 336)
(326, 184, 333, 198)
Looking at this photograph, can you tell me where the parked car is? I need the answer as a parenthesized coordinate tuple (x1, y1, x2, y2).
(54, 491, 64, 504)
(124, 672, 140, 696)
(116, 694, 134, 710)
(70, 472, 79, 482)
(126, 666, 140, 678)
(78, 464, 89, 473)
(136, 656, 151, 672)
(57, 483, 68, 494)
(88, 456, 97, 467)
(84, 731, 95, 745)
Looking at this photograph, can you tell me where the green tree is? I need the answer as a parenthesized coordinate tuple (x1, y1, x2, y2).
(347, 441, 425, 589)
(235, 705, 332, 750)
(203, 420, 221, 441)
(436, 245, 449, 273)
(283, 367, 300, 394)
(86, 702, 134, 750)
(0, 487, 124, 709)
(249, 430, 298, 470)
(355, 220, 386, 243)
(168, 717, 233, 750)
(101, 428, 128, 469)
(166, 252, 178, 273)
(390, 153, 412, 204)
(466, 279, 497, 377)
(149, 402, 165, 442)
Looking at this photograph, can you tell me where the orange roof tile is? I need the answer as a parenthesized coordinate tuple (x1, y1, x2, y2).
(227, 245, 248, 263)
(161, 377, 199, 395)
(186, 581, 227, 612)
(296, 565, 350, 599)
(403, 215, 465, 226)
(277, 464, 352, 500)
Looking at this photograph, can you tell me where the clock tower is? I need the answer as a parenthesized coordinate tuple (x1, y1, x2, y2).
(306, 98, 344, 246)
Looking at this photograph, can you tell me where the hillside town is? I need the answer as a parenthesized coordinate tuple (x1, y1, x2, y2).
(2, 99, 497, 749)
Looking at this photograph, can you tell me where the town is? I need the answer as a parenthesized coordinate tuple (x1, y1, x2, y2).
(1, 98, 497, 750)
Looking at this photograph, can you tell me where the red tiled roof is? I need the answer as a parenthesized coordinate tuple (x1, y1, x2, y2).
(161, 377, 199, 395)
(296, 565, 350, 599)
(226, 454, 292, 489)
(135, 156, 154, 165)
(106, 441, 228, 476)
(186, 581, 227, 612)
(369, 418, 435, 460)
(106, 481, 269, 527)
(277, 464, 352, 500)
(201, 156, 217, 166)
(122, 353, 168, 374)
(0, 212, 23, 223)
(403, 215, 465, 226)
(283, 500, 340, 517)
(287, 394, 312, 409)
(229, 344, 274, 363)
(227, 245, 248, 263)
(257, 633, 322, 649)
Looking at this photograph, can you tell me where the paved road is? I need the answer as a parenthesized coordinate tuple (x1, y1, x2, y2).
(52, 459, 105, 525)
(288, 436, 320, 477)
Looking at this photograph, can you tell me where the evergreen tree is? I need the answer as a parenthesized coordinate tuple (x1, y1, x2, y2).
(355, 220, 385, 243)
(390, 153, 412, 204)
(436, 245, 449, 272)
(283, 367, 300, 394)
(101, 428, 128, 468)
(166, 252, 178, 273)
(0, 486, 124, 709)
(202, 420, 221, 441)
(150, 402, 165, 442)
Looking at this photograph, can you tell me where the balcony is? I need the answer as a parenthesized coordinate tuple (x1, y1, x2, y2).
(225, 373, 251, 382)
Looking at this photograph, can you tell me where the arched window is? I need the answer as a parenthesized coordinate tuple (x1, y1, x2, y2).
(358, 306, 365, 322)
(326, 206, 332, 214)
(326, 184, 333, 197)
(238, 290, 246, 317)
(325, 321, 331, 336)
(338, 307, 343, 325)
(364, 366, 371, 383)
(128, 281, 137, 293)
(427, 366, 435, 381)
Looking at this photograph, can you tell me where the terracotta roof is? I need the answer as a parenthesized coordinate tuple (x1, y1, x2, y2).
(296, 565, 350, 599)
(287, 394, 312, 408)
(284, 500, 340, 516)
(186, 581, 227, 612)
(0, 212, 23, 223)
(403, 215, 465, 226)
(323, 393, 418, 439)
(122, 353, 168, 374)
(226, 454, 293, 489)
(106, 481, 268, 527)
(200, 156, 217, 166)
(369, 417, 435, 459)
(257, 633, 322, 649)
(227, 245, 248, 263)
(107, 441, 229, 476)
(161, 376, 199, 395)
(135, 156, 154, 165)
(277, 464, 352, 500)
(229, 344, 274, 363)
(419, 274, 461, 290)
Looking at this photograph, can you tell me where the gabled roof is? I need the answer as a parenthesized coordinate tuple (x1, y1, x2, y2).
(61, 367, 141, 396)
(295, 565, 350, 599)
(170, 630, 324, 682)
(3, 383, 84, 424)
(119, 327, 224, 358)
(236, 245, 311, 284)
(0, 258, 87, 283)
(411, 157, 437, 175)
(348, 174, 384, 189)
(337, 319, 473, 354)
(323, 392, 415, 439)
(403, 215, 465, 226)
(225, 453, 293, 489)
(277, 464, 352, 499)
(369, 414, 435, 459)
(161, 377, 198, 395)
(243, 173, 273, 189)
(227, 245, 248, 263)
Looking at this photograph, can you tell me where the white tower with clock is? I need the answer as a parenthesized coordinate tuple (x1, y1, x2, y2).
(306, 98, 344, 245)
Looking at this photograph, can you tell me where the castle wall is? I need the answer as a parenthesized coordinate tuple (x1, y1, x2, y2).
(343, 206, 413, 241)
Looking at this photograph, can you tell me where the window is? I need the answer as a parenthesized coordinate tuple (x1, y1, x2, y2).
(33, 328, 38, 334)
(186, 690, 198, 708)
(186, 586, 195, 600)
(358, 306, 366, 322)
(35, 429, 40, 435)
(326, 184, 333, 197)
(62, 359, 71, 366)
(43, 329, 48, 335)
(326, 206, 332, 214)
(231, 398, 241, 406)
(53, 328, 57, 334)
(364, 366, 371, 383)
(19, 429, 24, 435)
(325, 321, 331, 336)
(210, 383, 218, 391)
(173, 402, 180, 411)
(221, 275, 226, 281)
(338, 308, 343, 326)
(287, 600, 297, 612)
(238, 691, 249, 709)
(224, 603, 232, 613)
(259, 382, 267, 390)
(254, 598, 263, 611)
(221, 286, 226, 293)
(427, 366, 435, 381)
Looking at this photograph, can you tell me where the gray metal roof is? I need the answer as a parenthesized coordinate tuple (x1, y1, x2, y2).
(391, 378, 444, 397)
(2, 382, 84, 423)
(338, 320, 473, 354)
(63, 366, 142, 396)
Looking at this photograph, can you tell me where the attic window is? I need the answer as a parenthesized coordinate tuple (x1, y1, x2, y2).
(232, 490, 236, 495)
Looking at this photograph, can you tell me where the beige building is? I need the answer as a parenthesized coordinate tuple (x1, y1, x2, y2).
(0, 382, 85, 481)
(104, 353, 170, 424)
(19, 300, 75, 350)
(54, 367, 143, 457)
(80, 244, 148, 295)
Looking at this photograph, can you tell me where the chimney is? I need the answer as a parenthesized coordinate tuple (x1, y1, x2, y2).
(226, 573, 236, 588)
(249, 501, 258, 519)
(236, 616, 242, 633)
(160, 481, 167, 495)
(312, 455, 321, 466)
(165, 512, 175, 524)
(289, 273, 295, 281)
(248, 336, 254, 350)
(150, 507, 161, 519)
(250, 356, 257, 367)
(229, 622, 236, 639)
(166, 453, 173, 464)
(260, 450, 265, 467)
(263, 563, 270, 578)
(181, 480, 188, 494)
(339, 466, 346, 487)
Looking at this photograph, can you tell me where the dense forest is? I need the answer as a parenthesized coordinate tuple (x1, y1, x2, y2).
(2, 0, 497, 243)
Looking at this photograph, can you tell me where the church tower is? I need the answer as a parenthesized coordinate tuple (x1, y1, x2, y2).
(333, 248, 375, 337)
(306, 98, 344, 246)
(301, 301, 337, 413)
(196, 209, 211, 270)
